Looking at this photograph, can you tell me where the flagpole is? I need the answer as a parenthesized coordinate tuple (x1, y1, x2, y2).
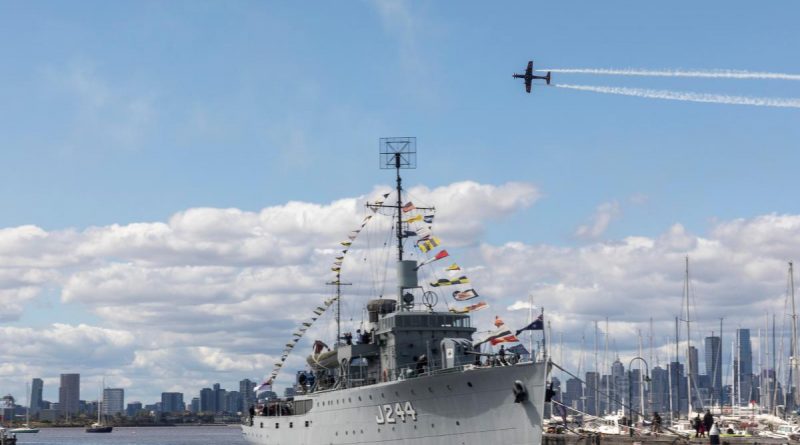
(542, 307, 547, 361)
(529, 293, 534, 362)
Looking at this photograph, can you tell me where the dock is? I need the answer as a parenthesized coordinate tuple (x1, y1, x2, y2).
(543, 434, 790, 445)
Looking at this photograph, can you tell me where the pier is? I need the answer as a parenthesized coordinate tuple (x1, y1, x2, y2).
(543, 435, 790, 445)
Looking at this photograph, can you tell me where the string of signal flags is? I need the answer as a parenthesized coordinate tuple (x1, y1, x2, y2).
(255, 191, 491, 393)
(514, 60, 800, 109)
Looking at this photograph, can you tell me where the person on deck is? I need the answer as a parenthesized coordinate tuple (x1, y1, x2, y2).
(652, 412, 662, 434)
(703, 410, 714, 436)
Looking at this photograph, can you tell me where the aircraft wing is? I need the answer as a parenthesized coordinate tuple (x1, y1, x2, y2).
(525, 78, 532, 93)
(526, 61, 533, 77)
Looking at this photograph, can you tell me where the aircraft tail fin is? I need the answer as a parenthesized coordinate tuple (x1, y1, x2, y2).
(546, 72, 551, 85)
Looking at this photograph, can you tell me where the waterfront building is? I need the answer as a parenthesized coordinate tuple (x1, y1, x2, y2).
(564, 377, 583, 412)
(199, 387, 214, 413)
(30, 378, 43, 416)
(190, 397, 200, 413)
(213, 383, 227, 413)
(650, 366, 670, 414)
(103, 388, 124, 416)
(161, 392, 184, 414)
(735, 329, 754, 405)
(126, 401, 143, 417)
(585, 371, 599, 416)
(59, 373, 80, 419)
(705, 335, 722, 405)
(240, 379, 256, 412)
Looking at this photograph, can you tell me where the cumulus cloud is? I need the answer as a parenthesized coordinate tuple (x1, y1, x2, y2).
(3, 184, 800, 402)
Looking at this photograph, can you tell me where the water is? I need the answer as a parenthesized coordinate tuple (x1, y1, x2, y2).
(13, 426, 247, 445)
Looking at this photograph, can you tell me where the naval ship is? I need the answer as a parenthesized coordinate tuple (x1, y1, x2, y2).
(242, 140, 550, 445)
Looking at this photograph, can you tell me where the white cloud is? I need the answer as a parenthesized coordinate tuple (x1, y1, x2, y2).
(575, 201, 621, 239)
(3, 183, 800, 402)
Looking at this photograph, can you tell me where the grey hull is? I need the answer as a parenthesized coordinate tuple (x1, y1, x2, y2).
(243, 361, 548, 445)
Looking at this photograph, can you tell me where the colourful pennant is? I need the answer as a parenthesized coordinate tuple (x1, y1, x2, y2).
(452, 288, 479, 301)
(402, 202, 416, 213)
(405, 214, 423, 224)
(430, 276, 469, 287)
(417, 250, 449, 268)
(446, 263, 461, 271)
(417, 237, 441, 253)
(449, 301, 488, 314)
(424, 214, 434, 224)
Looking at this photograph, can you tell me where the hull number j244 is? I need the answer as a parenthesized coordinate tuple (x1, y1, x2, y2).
(375, 401, 417, 424)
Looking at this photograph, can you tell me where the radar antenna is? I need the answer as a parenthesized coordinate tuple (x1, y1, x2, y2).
(380, 137, 417, 262)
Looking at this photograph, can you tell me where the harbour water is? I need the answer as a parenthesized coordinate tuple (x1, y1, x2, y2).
(11, 426, 246, 445)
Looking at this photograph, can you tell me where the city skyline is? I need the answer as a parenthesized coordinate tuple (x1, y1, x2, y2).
(0, 1, 798, 403)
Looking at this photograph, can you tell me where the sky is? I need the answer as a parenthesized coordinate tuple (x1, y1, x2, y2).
(0, 0, 799, 405)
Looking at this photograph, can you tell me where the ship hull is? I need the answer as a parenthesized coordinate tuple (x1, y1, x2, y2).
(242, 361, 548, 445)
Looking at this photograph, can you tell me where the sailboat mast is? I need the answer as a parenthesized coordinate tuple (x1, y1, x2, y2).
(685, 256, 693, 415)
(790, 261, 798, 409)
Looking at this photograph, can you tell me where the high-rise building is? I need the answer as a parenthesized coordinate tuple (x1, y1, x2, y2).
(688, 346, 699, 381)
(564, 377, 583, 412)
(161, 392, 184, 414)
(199, 388, 214, 413)
(650, 366, 670, 414)
(190, 397, 200, 413)
(126, 402, 143, 417)
(213, 383, 227, 413)
(30, 378, 43, 416)
(240, 379, 256, 412)
(735, 329, 753, 405)
(58, 374, 80, 418)
(103, 388, 124, 416)
(585, 371, 599, 416)
(705, 335, 722, 404)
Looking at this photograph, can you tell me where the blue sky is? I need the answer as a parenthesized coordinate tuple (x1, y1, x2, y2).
(0, 0, 799, 402)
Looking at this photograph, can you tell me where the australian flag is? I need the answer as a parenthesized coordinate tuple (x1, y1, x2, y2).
(515, 314, 544, 336)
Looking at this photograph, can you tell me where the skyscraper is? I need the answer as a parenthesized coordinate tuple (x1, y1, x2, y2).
(103, 388, 124, 416)
(161, 392, 184, 414)
(240, 379, 256, 412)
(30, 378, 43, 416)
(735, 329, 753, 405)
(59, 374, 80, 418)
(688, 346, 699, 381)
(705, 335, 722, 404)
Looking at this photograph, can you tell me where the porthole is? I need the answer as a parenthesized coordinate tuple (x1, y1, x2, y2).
(260, 422, 263, 428)
(381, 393, 385, 398)
(358, 396, 362, 401)
(467, 382, 473, 387)
(456, 421, 461, 426)
(275, 423, 279, 429)
(289, 422, 293, 428)
(395, 391, 399, 396)
(411, 389, 416, 395)
(305, 421, 310, 427)
(447, 384, 452, 390)
(428, 387, 433, 393)
(431, 423, 435, 428)
(348, 398, 351, 402)
(369, 395, 373, 400)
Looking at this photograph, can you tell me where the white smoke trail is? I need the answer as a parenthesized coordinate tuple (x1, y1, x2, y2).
(545, 68, 800, 81)
(554, 83, 800, 109)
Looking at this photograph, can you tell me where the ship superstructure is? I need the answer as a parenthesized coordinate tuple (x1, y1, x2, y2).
(242, 138, 550, 445)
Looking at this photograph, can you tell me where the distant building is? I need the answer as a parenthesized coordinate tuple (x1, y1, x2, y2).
(705, 336, 722, 405)
(585, 371, 599, 416)
(59, 374, 80, 419)
(735, 329, 754, 405)
(240, 379, 256, 412)
(199, 388, 214, 413)
(213, 383, 226, 414)
(30, 378, 43, 416)
(126, 401, 143, 417)
(284, 387, 296, 398)
(103, 388, 124, 416)
(190, 397, 200, 413)
(161, 392, 184, 414)
(225, 391, 242, 414)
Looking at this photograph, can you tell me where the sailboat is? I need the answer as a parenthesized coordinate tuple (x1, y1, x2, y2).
(86, 381, 113, 433)
(9, 383, 39, 434)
